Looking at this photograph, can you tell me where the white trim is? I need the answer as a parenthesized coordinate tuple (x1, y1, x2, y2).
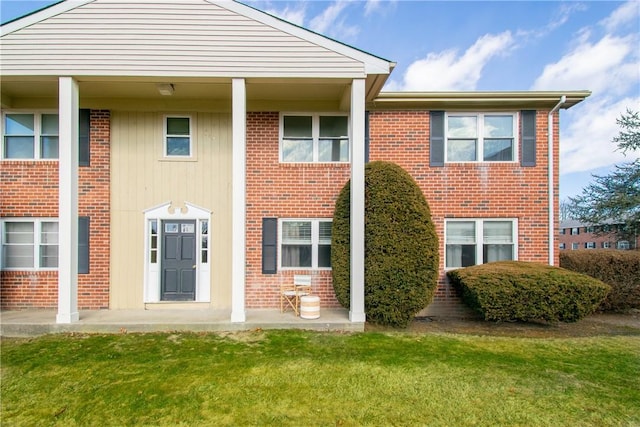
(278, 219, 333, 270)
(444, 112, 519, 163)
(279, 112, 350, 163)
(143, 202, 212, 303)
(57, 76, 79, 324)
(0, 0, 95, 36)
(162, 114, 195, 159)
(209, 1, 392, 75)
(349, 79, 366, 323)
(231, 78, 246, 323)
(444, 218, 519, 270)
(0, 218, 59, 271)
(1, 110, 59, 160)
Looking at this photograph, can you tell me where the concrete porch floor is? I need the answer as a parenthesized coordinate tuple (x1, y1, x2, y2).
(0, 308, 363, 337)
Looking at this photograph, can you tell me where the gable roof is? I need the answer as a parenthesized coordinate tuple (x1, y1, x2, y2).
(0, 0, 393, 81)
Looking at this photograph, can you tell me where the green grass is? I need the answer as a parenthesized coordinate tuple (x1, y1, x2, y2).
(2, 330, 639, 426)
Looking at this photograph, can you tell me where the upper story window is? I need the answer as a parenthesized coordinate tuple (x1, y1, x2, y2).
(446, 113, 516, 162)
(1, 219, 58, 270)
(164, 116, 191, 157)
(2, 112, 59, 160)
(280, 219, 332, 269)
(571, 227, 580, 235)
(445, 219, 517, 269)
(280, 114, 349, 163)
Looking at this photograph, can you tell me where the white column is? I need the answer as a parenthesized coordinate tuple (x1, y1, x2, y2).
(231, 78, 246, 322)
(349, 79, 366, 322)
(57, 77, 79, 323)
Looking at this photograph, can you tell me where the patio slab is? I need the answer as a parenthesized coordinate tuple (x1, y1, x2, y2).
(0, 308, 363, 337)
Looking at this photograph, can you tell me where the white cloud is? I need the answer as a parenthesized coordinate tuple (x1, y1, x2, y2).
(531, 34, 639, 96)
(364, 0, 397, 17)
(309, 1, 359, 41)
(386, 31, 515, 91)
(560, 96, 640, 174)
(263, 4, 306, 26)
(600, 0, 640, 33)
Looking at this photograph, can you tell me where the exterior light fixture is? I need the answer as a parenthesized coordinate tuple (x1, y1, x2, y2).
(157, 83, 174, 96)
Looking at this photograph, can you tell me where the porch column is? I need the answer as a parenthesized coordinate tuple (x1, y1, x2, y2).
(231, 78, 246, 322)
(349, 79, 366, 322)
(56, 77, 79, 323)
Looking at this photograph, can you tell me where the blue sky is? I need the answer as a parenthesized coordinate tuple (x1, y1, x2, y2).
(2, 0, 639, 201)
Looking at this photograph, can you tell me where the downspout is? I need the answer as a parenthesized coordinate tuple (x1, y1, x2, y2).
(548, 96, 566, 265)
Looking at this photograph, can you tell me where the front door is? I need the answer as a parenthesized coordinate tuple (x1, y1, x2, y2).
(161, 220, 196, 301)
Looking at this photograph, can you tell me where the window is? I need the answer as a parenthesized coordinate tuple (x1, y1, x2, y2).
(280, 219, 332, 269)
(3, 113, 59, 159)
(585, 242, 596, 249)
(586, 226, 595, 233)
(164, 116, 191, 157)
(446, 113, 516, 162)
(281, 114, 349, 163)
(559, 243, 566, 250)
(602, 242, 611, 249)
(559, 228, 566, 235)
(1, 219, 58, 269)
(445, 219, 516, 268)
(571, 227, 580, 235)
(617, 241, 630, 250)
(572, 243, 579, 250)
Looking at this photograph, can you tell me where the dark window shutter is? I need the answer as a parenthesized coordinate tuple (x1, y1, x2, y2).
(430, 111, 445, 166)
(521, 110, 536, 167)
(78, 216, 90, 274)
(79, 109, 90, 166)
(262, 218, 277, 274)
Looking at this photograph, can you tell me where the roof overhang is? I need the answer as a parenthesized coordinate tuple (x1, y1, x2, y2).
(369, 91, 591, 110)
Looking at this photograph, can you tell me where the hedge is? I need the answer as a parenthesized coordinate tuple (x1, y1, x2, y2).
(560, 250, 640, 311)
(331, 161, 439, 327)
(447, 261, 610, 322)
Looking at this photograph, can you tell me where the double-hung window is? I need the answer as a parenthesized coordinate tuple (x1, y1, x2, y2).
(1, 219, 59, 270)
(3, 113, 59, 159)
(446, 113, 516, 162)
(445, 219, 516, 268)
(164, 116, 191, 157)
(281, 114, 349, 163)
(280, 219, 332, 269)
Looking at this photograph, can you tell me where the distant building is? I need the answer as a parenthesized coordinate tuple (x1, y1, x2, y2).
(559, 220, 638, 251)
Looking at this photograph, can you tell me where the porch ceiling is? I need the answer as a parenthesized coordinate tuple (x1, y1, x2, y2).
(0, 77, 353, 111)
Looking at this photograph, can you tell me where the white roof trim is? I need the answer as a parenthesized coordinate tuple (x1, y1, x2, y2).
(208, 0, 392, 75)
(1, 0, 95, 37)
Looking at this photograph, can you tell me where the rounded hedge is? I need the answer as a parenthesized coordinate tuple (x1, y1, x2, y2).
(447, 261, 611, 322)
(331, 161, 439, 327)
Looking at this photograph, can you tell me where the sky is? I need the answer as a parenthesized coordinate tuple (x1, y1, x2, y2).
(1, 0, 639, 201)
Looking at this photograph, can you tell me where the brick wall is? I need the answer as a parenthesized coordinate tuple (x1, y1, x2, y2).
(368, 110, 559, 316)
(1, 110, 111, 309)
(245, 112, 351, 309)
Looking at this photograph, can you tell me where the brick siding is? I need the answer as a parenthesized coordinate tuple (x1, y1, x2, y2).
(1, 110, 111, 309)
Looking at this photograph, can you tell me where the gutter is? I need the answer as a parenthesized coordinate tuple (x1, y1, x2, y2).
(548, 95, 566, 265)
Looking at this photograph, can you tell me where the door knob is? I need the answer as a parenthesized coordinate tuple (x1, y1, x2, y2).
(192, 265, 196, 269)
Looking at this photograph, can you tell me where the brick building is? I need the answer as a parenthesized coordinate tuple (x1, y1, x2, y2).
(1, 0, 589, 324)
(559, 220, 639, 251)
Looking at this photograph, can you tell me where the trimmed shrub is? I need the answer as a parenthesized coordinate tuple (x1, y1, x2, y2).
(560, 250, 640, 311)
(447, 261, 610, 322)
(332, 161, 439, 327)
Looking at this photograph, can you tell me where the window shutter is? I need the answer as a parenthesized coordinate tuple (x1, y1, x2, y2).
(521, 110, 536, 167)
(79, 109, 90, 166)
(262, 218, 277, 274)
(430, 111, 445, 166)
(78, 216, 90, 274)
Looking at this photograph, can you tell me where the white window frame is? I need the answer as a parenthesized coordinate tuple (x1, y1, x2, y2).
(617, 240, 630, 250)
(1, 218, 58, 270)
(559, 243, 566, 250)
(445, 112, 518, 163)
(1, 111, 59, 160)
(163, 115, 193, 159)
(444, 218, 518, 270)
(571, 242, 579, 250)
(279, 113, 350, 163)
(602, 242, 611, 249)
(278, 218, 332, 270)
(585, 242, 596, 249)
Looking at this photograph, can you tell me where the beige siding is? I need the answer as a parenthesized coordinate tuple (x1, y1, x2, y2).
(110, 110, 232, 309)
(0, 0, 365, 77)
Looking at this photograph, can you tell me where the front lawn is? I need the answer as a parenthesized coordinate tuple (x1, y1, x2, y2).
(2, 330, 639, 426)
